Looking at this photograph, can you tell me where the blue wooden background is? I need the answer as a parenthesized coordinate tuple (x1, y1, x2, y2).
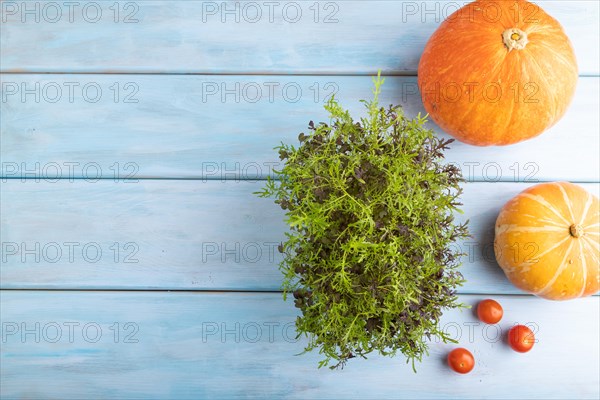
(1, 1, 599, 398)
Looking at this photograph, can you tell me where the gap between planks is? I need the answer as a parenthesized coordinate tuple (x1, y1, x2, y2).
(2, 178, 600, 183)
(0, 289, 597, 297)
(1, 71, 598, 78)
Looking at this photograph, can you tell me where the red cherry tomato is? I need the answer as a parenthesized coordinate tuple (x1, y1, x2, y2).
(447, 348, 475, 374)
(477, 299, 503, 324)
(508, 325, 535, 353)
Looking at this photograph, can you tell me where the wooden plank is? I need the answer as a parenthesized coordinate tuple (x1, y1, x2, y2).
(1, 1, 598, 75)
(2, 75, 598, 182)
(1, 291, 598, 399)
(2, 180, 598, 292)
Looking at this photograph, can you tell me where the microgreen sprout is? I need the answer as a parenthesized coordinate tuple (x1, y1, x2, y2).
(256, 73, 470, 370)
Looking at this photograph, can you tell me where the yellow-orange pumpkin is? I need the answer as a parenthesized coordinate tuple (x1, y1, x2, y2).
(494, 182, 599, 300)
(418, 0, 578, 146)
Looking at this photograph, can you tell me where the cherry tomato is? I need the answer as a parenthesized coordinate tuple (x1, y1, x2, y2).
(447, 348, 475, 374)
(508, 325, 535, 353)
(477, 299, 503, 324)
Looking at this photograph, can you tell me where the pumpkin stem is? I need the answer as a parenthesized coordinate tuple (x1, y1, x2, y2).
(569, 224, 583, 238)
(502, 28, 528, 51)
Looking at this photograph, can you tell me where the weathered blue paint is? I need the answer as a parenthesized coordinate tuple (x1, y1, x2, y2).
(1, 75, 598, 181)
(0, 292, 598, 399)
(1, 180, 599, 292)
(1, 1, 598, 75)
(1, 1, 599, 399)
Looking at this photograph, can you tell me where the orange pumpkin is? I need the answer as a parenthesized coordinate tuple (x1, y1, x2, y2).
(417, 0, 578, 146)
(494, 182, 599, 300)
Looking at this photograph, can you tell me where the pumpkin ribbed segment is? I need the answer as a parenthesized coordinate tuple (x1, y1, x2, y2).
(494, 182, 600, 300)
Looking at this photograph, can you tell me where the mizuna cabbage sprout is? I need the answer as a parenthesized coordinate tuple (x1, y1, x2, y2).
(256, 75, 470, 370)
